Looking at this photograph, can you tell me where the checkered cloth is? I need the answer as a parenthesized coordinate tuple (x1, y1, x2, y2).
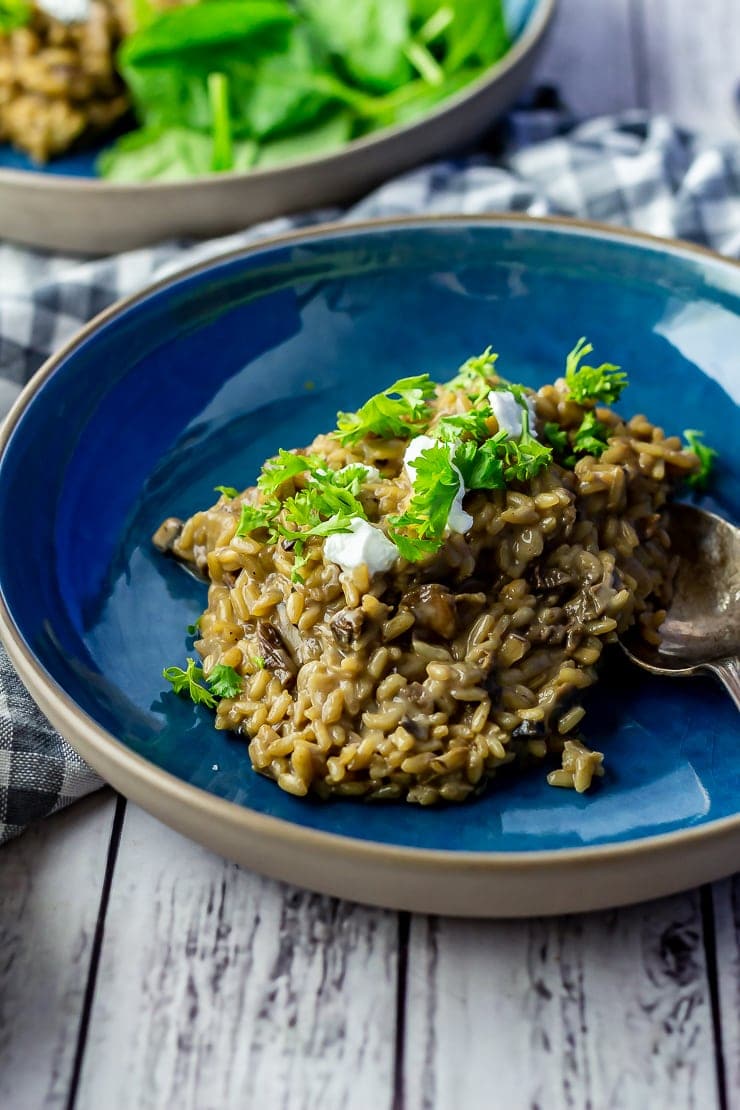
(2, 110, 739, 843)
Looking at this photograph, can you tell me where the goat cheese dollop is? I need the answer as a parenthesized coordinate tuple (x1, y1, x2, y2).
(38, 0, 90, 22)
(324, 518, 398, 576)
(403, 435, 473, 535)
(488, 389, 539, 440)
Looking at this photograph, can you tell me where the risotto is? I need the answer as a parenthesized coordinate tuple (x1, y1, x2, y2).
(0, 3, 129, 162)
(154, 340, 708, 805)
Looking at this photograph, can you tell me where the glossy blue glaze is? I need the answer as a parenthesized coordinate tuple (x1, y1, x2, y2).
(0, 219, 738, 852)
(0, 0, 540, 178)
(0, 146, 100, 176)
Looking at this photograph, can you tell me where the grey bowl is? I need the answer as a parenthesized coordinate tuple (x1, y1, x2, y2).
(0, 0, 556, 254)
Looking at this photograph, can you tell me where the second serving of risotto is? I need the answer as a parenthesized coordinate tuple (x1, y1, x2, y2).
(155, 340, 713, 805)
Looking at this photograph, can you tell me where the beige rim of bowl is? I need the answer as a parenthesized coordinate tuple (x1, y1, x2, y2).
(1, 212, 738, 918)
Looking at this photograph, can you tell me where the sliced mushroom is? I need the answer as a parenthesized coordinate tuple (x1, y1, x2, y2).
(273, 602, 303, 657)
(399, 583, 457, 640)
(399, 715, 429, 740)
(511, 718, 546, 740)
(192, 543, 209, 577)
(257, 621, 297, 689)
(404, 682, 434, 712)
(564, 564, 615, 621)
(531, 565, 575, 592)
(152, 517, 184, 554)
(528, 623, 568, 646)
(330, 607, 365, 647)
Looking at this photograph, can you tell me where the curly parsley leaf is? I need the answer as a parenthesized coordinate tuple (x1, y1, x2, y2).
(453, 437, 505, 490)
(683, 429, 718, 490)
(235, 501, 278, 537)
(435, 405, 493, 444)
(214, 485, 239, 499)
(186, 616, 201, 636)
(234, 454, 371, 552)
(327, 463, 374, 495)
(499, 412, 552, 482)
(572, 412, 610, 458)
(502, 438, 552, 481)
(335, 374, 436, 445)
(444, 346, 499, 399)
(280, 472, 365, 537)
(163, 658, 216, 708)
(0, 0, 31, 33)
(252, 654, 266, 669)
(543, 422, 568, 453)
(257, 449, 322, 495)
(389, 443, 460, 562)
(207, 663, 243, 699)
(565, 337, 628, 405)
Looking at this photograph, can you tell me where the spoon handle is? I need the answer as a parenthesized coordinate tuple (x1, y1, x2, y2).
(706, 657, 740, 712)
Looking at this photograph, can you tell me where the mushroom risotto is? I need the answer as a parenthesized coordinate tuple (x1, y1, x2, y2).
(155, 340, 713, 804)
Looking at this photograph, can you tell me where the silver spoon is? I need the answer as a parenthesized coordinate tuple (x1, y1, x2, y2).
(620, 502, 740, 710)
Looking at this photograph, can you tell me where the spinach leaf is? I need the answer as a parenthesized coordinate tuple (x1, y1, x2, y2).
(99, 126, 256, 182)
(100, 0, 513, 183)
(363, 67, 481, 128)
(119, 1, 295, 135)
(297, 0, 412, 92)
(255, 109, 353, 167)
(409, 0, 510, 72)
(121, 1, 294, 63)
(245, 24, 334, 140)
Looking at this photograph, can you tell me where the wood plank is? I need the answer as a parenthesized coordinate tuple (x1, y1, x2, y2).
(0, 790, 117, 1110)
(403, 892, 720, 1110)
(74, 804, 399, 1110)
(532, 0, 639, 118)
(636, 0, 740, 139)
(713, 877, 740, 1104)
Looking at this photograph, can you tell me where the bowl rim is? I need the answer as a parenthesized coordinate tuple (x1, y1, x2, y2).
(1, 209, 739, 873)
(0, 0, 556, 192)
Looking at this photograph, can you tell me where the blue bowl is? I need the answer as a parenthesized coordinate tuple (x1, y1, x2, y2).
(0, 216, 738, 915)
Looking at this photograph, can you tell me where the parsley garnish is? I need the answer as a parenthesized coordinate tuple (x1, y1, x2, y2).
(252, 655, 266, 669)
(543, 415, 610, 464)
(322, 464, 373, 496)
(683, 429, 717, 489)
(257, 450, 321, 495)
(454, 437, 506, 490)
(186, 616, 201, 636)
(335, 375, 436, 445)
(163, 658, 216, 708)
(389, 384, 553, 562)
(389, 443, 460, 561)
(0, 0, 31, 33)
(235, 501, 276, 537)
(235, 455, 370, 561)
(207, 663, 243, 699)
(500, 411, 552, 481)
(565, 338, 628, 404)
(572, 412, 610, 458)
(435, 406, 493, 444)
(445, 347, 499, 400)
(543, 422, 568, 453)
(214, 485, 239, 499)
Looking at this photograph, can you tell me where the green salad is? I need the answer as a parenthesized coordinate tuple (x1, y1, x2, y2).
(98, 0, 513, 181)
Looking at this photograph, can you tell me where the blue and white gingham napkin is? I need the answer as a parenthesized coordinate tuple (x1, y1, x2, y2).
(2, 109, 739, 843)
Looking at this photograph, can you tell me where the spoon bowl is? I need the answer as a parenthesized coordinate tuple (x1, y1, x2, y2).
(621, 502, 740, 708)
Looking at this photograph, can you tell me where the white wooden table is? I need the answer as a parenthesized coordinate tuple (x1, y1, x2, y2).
(2, 3, 739, 1108)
